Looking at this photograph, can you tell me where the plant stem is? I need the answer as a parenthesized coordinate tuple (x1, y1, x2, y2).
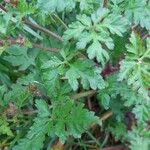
(86, 131, 100, 147)
(101, 133, 109, 148)
(32, 43, 59, 52)
(53, 14, 68, 29)
(71, 90, 96, 100)
(101, 110, 113, 121)
(91, 110, 113, 129)
(101, 145, 127, 150)
(24, 19, 63, 42)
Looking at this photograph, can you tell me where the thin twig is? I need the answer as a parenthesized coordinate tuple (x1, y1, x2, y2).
(101, 145, 127, 150)
(0, 4, 7, 12)
(101, 110, 113, 121)
(142, 34, 150, 40)
(53, 14, 68, 29)
(91, 110, 113, 130)
(32, 43, 59, 52)
(71, 90, 96, 100)
(24, 19, 63, 42)
(22, 110, 38, 115)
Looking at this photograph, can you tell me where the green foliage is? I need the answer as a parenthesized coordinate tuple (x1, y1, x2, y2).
(3, 83, 31, 107)
(133, 102, 150, 124)
(41, 50, 105, 91)
(4, 45, 38, 70)
(119, 32, 150, 100)
(0, 0, 149, 149)
(97, 73, 142, 109)
(127, 125, 150, 150)
(0, 13, 11, 34)
(109, 122, 126, 141)
(37, 0, 100, 14)
(13, 99, 99, 149)
(37, 0, 76, 13)
(65, 59, 105, 91)
(12, 100, 50, 150)
(64, 8, 127, 66)
(110, 0, 150, 30)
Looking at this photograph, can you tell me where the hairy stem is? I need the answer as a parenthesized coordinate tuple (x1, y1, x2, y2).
(101, 110, 113, 121)
(71, 90, 96, 100)
(32, 43, 59, 52)
(53, 14, 68, 29)
(24, 19, 63, 42)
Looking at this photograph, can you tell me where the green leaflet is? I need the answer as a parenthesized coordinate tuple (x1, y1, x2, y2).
(12, 100, 51, 150)
(37, 0, 76, 13)
(127, 125, 150, 150)
(97, 73, 142, 109)
(12, 133, 46, 150)
(66, 59, 105, 91)
(119, 32, 150, 100)
(0, 118, 13, 137)
(37, 0, 100, 13)
(13, 99, 99, 149)
(64, 8, 127, 66)
(87, 40, 110, 67)
(52, 99, 100, 143)
(4, 45, 39, 70)
(110, 0, 150, 30)
(77, 0, 100, 13)
(124, 0, 150, 30)
(16, 0, 35, 16)
(133, 103, 150, 124)
(0, 85, 7, 106)
(109, 122, 126, 141)
(0, 13, 11, 34)
(41, 49, 105, 91)
(3, 83, 31, 107)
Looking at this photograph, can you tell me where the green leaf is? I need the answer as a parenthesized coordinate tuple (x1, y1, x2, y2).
(0, 13, 11, 34)
(97, 73, 142, 108)
(51, 99, 99, 143)
(42, 56, 63, 69)
(119, 32, 150, 100)
(64, 8, 127, 66)
(133, 103, 150, 124)
(37, 0, 75, 13)
(16, 0, 35, 16)
(13, 99, 99, 147)
(87, 40, 110, 66)
(66, 59, 105, 91)
(0, 46, 5, 55)
(110, 0, 150, 30)
(12, 100, 51, 150)
(98, 93, 110, 110)
(13, 133, 45, 150)
(3, 83, 31, 107)
(0, 118, 13, 136)
(127, 125, 150, 150)
(4, 45, 38, 70)
(109, 122, 126, 141)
